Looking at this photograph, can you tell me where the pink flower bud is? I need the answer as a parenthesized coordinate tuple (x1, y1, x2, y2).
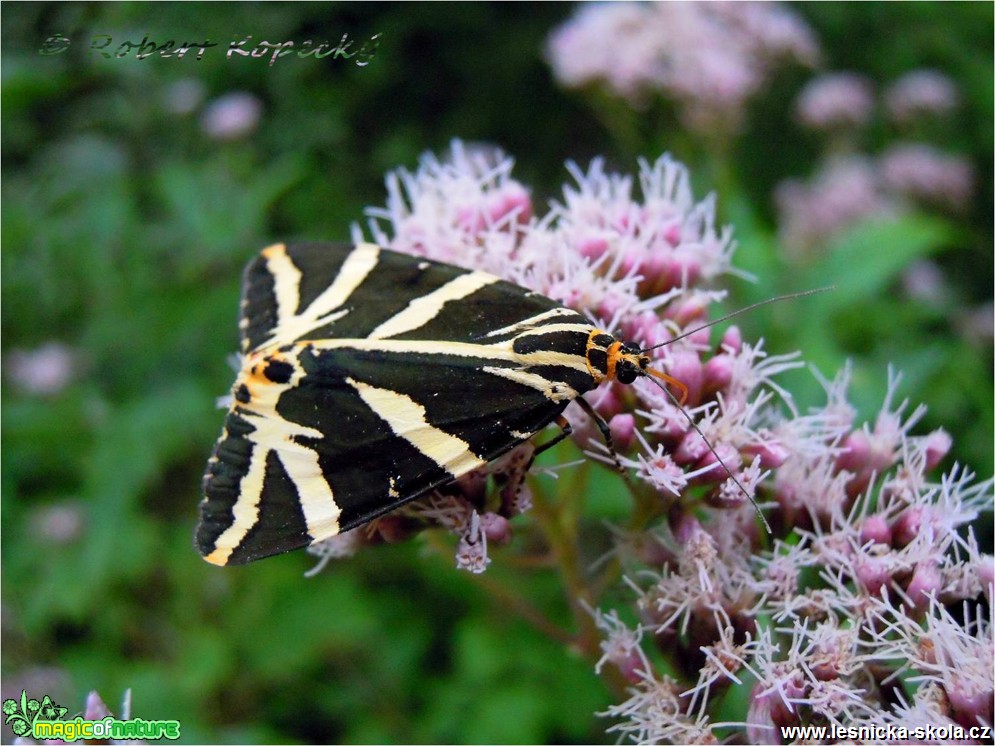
(703, 353, 734, 394)
(578, 236, 610, 261)
(696, 442, 742, 485)
(742, 435, 789, 469)
(671, 512, 704, 547)
(667, 295, 710, 329)
(565, 399, 598, 449)
(905, 561, 943, 612)
(609, 413, 636, 451)
(759, 670, 808, 728)
(893, 506, 929, 547)
(922, 428, 952, 470)
(479, 513, 512, 545)
(685, 325, 711, 348)
(837, 429, 872, 472)
(947, 686, 994, 729)
(746, 685, 781, 744)
(638, 317, 673, 350)
(666, 350, 704, 405)
(592, 387, 622, 419)
(620, 310, 662, 347)
(488, 182, 532, 226)
(854, 554, 891, 595)
(674, 429, 709, 465)
(84, 691, 113, 720)
(720, 325, 743, 354)
(859, 514, 892, 547)
(661, 220, 682, 248)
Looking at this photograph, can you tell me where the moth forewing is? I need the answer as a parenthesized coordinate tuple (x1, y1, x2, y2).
(197, 242, 601, 566)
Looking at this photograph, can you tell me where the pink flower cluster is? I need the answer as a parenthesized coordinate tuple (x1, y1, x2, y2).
(797, 68, 961, 135)
(594, 367, 992, 742)
(774, 156, 897, 257)
(794, 72, 875, 132)
(775, 145, 973, 254)
(879, 142, 974, 212)
(546, 2, 819, 132)
(305, 143, 991, 741)
(779, 67, 971, 253)
(885, 69, 960, 125)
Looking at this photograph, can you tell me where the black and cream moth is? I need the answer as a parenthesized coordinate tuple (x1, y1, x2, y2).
(196, 242, 679, 566)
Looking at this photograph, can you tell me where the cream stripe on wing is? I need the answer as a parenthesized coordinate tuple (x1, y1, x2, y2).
(510, 322, 597, 338)
(264, 243, 380, 346)
(262, 244, 303, 323)
(368, 271, 500, 339)
(203, 437, 269, 566)
(304, 337, 591, 374)
(481, 366, 579, 402)
(203, 412, 339, 565)
(277, 441, 342, 544)
(346, 377, 486, 476)
(483, 307, 582, 338)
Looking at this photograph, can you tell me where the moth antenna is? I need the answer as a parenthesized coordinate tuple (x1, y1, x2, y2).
(640, 286, 835, 353)
(643, 373, 773, 534)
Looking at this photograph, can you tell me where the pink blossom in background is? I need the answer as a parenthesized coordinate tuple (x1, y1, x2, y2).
(200, 92, 262, 140)
(878, 142, 974, 212)
(545, 2, 819, 132)
(955, 301, 994, 347)
(774, 156, 896, 256)
(794, 72, 875, 132)
(885, 69, 960, 124)
(900, 259, 950, 306)
(5, 342, 79, 396)
(31, 501, 85, 545)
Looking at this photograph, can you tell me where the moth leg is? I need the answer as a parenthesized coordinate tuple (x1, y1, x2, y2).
(511, 415, 573, 490)
(498, 416, 573, 513)
(532, 414, 573, 461)
(573, 395, 626, 474)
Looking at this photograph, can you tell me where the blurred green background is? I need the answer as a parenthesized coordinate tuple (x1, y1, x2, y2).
(2, 3, 991, 743)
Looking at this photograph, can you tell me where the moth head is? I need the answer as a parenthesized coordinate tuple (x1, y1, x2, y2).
(588, 331, 688, 404)
(613, 341, 645, 385)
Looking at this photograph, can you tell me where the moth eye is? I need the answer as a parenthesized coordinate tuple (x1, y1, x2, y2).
(234, 384, 251, 403)
(613, 359, 637, 384)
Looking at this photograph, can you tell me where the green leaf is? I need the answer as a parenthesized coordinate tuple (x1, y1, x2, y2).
(796, 214, 952, 305)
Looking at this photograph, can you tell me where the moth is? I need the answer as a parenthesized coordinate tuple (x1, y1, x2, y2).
(196, 241, 776, 566)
